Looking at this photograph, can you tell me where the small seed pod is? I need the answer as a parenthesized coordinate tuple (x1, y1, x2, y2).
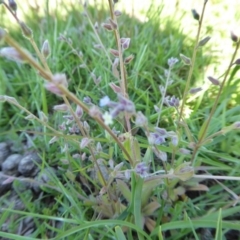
(20, 22, 33, 39)
(191, 9, 200, 21)
(8, 0, 17, 12)
(231, 31, 238, 42)
(41, 40, 51, 59)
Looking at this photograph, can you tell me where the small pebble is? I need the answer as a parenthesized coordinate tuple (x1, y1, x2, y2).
(18, 152, 42, 177)
(2, 154, 22, 175)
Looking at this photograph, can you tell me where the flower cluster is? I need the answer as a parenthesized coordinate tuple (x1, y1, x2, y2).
(148, 127, 178, 146)
(100, 94, 135, 125)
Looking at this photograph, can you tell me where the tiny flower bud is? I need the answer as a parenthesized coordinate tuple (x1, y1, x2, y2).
(232, 121, 240, 129)
(8, 0, 17, 11)
(20, 22, 33, 39)
(125, 170, 131, 179)
(171, 135, 178, 146)
(102, 23, 113, 31)
(231, 31, 238, 43)
(80, 137, 92, 149)
(207, 76, 220, 86)
(49, 136, 58, 144)
(52, 73, 68, 87)
(180, 53, 191, 65)
(59, 122, 66, 131)
(154, 105, 160, 113)
(0, 47, 25, 63)
(25, 114, 36, 120)
(94, 22, 99, 30)
(197, 36, 211, 48)
(191, 9, 200, 21)
(79, 64, 87, 68)
(95, 76, 102, 85)
(112, 58, 120, 78)
(122, 38, 131, 50)
(61, 143, 68, 153)
(93, 43, 102, 49)
(96, 142, 102, 152)
(67, 38, 72, 45)
(109, 18, 118, 29)
(72, 153, 81, 159)
(152, 147, 167, 162)
(188, 142, 196, 149)
(53, 104, 68, 112)
(135, 111, 147, 127)
(114, 10, 122, 17)
(41, 40, 51, 59)
(234, 59, 240, 65)
(109, 82, 121, 93)
(120, 38, 127, 44)
(90, 72, 97, 82)
(124, 54, 134, 64)
(45, 73, 68, 96)
(81, 152, 86, 161)
(179, 148, 191, 155)
(83, 121, 90, 132)
(83, 96, 92, 104)
(189, 87, 202, 94)
(110, 49, 119, 57)
(75, 105, 83, 118)
(174, 162, 194, 181)
(39, 111, 48, 122)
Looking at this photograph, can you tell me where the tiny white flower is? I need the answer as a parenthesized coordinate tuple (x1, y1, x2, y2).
(102, 111, 113, 125)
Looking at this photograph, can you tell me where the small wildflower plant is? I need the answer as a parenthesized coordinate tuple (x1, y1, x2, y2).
(0, 0, 240, 239)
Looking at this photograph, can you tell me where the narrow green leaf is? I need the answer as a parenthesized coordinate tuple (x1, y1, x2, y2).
(122, 133, 141, 165)
(151, 220, 240, 237)
(198, 118, 209, 141)
(116, 179, 131, 202)
(115, 226, 127, 240)
(133, 175, 144, 229)
(53, 219, 152, 240)
(215, 209, 222, 240)
(0, 232, 35, 240)
(158, 226, 164, 240)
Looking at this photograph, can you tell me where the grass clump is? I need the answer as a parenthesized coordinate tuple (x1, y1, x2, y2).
(0, 0, 240, 239)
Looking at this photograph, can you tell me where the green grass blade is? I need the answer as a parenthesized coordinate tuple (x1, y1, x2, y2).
(115, 226, 127, 240)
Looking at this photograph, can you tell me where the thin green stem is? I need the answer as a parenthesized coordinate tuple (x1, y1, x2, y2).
(84, 7, 112, 64)
(179, 0, 208, 121)
(190, 40, 240, 163)
(156, 67, 172, 127)
(198, 42, 240, 142)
